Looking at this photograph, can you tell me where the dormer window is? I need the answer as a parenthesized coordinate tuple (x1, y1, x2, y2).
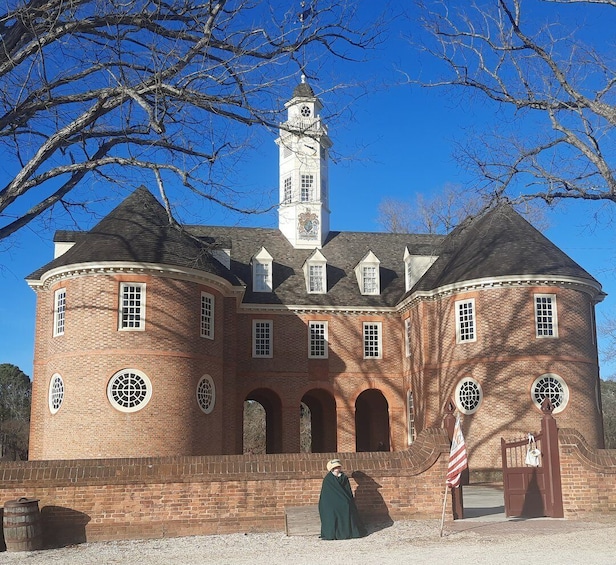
(355, 251, 380, 295)
(304, 249, 327, 294)
(252, 247, 273, 292)
(403, 247, 438, 292)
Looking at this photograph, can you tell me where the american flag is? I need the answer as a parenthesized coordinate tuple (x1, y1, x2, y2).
(446, 415, 468, 488)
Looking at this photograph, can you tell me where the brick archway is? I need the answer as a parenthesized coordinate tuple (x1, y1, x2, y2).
(355, 389, 390, 452)
(301, 388, 337, 453)
(244, 388, 283, 454)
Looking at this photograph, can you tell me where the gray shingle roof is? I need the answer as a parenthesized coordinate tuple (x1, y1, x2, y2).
(28, 188, 601, 306)
(413, 203, 600, 292)
(27, 187, 241, 285)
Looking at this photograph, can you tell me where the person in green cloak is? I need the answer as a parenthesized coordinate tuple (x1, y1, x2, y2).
(318, 459, 366, 540)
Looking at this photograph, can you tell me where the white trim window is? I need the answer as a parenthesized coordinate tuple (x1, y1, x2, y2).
(455, 377, 483, 414)
(253, 247, 273, 293)
(455, 298, 476, 343)
(535, 294, 558, 338)
(531, 373, 569, 413)
(404, 318, 411, 357)
(200, 292, 214, 339)
(49, 373, 65, 414)
(119, 283, 146, 330)
(253, 320, 273, 358)
(363, 322, 382, 359)
(107, 369, 152, 413)
(407, 390, 416, 445)
(355, 251, 381, 295)
(300, 174, 314, 201)
(309, 321, 328, 358)
(53, 288, 66, 337)
(304, 249, 327, 294)
(196, 374, 216, 414)
(283, 176, 292, 204)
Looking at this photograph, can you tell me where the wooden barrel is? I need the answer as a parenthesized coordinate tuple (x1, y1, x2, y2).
(3, 498, 43, 552)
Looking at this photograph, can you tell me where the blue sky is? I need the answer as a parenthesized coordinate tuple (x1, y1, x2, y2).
(1, 1, 615, 379)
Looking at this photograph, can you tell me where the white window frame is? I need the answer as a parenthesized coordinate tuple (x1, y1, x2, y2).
(107, 369, 152, 413)
(252, 248, 273, 293)
(407, 390, 416, 445)
(455, 298, 476, 344)
(308, 321, 328, 359)
(455, 377, 483, 415)
(200, 292, 214, 339)
(48, 373, 65, 414)
(283, 176, 292, 204)
(119, 283, 146, 331)
(300, 174, 314, 201)
(534, 294, 558, 338)
(53, 288, 66, 337)
(308, 264, 325, 293)
(355, 251, 381, 295)
(253, 320, 273, 358)
(363, 321, 382, 359)
(404, 318, 411, 357)
(196, 374, 216, 414)
(531, 373, 569, 414)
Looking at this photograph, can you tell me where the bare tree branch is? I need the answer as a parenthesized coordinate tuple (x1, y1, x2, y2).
(415, 0, 616, 206)
(0, 0, 380, 240)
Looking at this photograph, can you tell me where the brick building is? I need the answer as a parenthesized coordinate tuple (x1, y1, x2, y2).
(26, 79, 606, 474)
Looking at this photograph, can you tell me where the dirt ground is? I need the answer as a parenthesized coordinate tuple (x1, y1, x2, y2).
(3, 515, 616, 565)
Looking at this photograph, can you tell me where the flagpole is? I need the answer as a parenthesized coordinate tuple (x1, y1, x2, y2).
(439, 483, 449, 537)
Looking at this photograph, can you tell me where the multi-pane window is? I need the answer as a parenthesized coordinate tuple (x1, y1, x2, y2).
(535, 294, 558, 338)
(363, 322, 382, 358)
(456, 299, 476, 343)
(309, 321, 328, 358)
(53, 288, 66, 336)
(107, 369, 152, 412)
(362, 266, 378, 294)
(283, 176, 292, 204)
(407, 391, 416, 445)
(119, 283, 145, 330)
(531, 373, 568, 413)
(254, 262, 271, 292)
(405, 318, 411, 357)
(455, 377, 483, 414)
(300, 174, 314, 201)
(309, 264, 325, 293)
(200, 292, 214, 339)
(253, 320, 273, 358)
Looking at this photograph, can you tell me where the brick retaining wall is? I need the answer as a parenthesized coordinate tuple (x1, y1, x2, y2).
(559, 428, 616, 517)
(0, 428, 449, 547)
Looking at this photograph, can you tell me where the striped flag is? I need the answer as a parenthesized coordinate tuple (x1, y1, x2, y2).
(446, 415, 468, 488)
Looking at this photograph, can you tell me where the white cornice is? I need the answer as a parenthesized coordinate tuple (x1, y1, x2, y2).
(26, 261, 246, 302)
(398, 274, 605, 313)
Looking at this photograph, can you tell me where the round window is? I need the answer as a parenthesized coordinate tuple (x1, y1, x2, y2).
(196, 375, 216, 414)
(107, 369, 152, 413)
(49, 373, 64, 414)
(455, 377, 483, 415)
(531, 373, 569, 413)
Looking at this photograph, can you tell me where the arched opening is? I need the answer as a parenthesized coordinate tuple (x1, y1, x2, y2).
(301, 389, 337, 453)
(355, 389, 390, 452)
(243, 388, 283, 454)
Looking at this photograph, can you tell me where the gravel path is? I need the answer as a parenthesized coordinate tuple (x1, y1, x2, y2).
(3, 517, 616, 565)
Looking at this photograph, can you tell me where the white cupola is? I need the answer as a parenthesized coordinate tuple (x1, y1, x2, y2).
(275, 76, 332, 249)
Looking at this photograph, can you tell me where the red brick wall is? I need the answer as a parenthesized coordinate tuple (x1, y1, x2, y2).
(1, 429, 450, 546)
(559, 428, 616, 517)
(30, 269, 602, 474)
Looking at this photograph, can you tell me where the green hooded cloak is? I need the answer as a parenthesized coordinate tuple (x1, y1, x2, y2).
(318, 471, 366, 540)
